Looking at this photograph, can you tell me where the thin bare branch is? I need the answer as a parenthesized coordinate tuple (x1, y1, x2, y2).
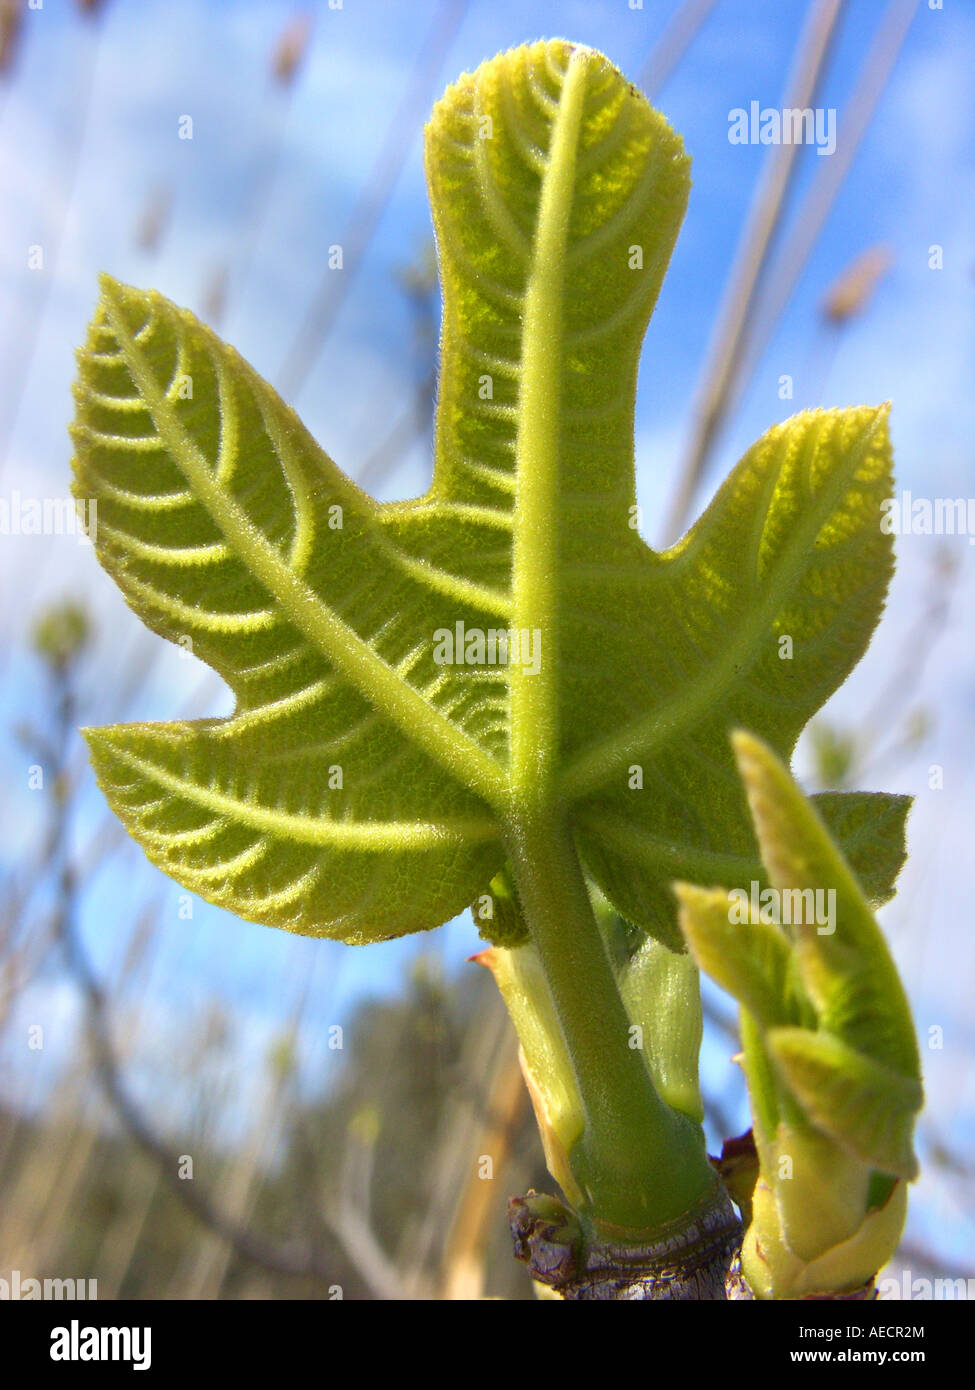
(729, 0, 921, 422)
(661, 0, 848, 542)
(639, 0, 721, 100)
(277, 0, 469, 399)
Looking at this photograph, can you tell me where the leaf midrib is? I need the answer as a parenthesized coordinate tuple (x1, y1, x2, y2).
(93, 734, 500, 851)
(509, 47, 589, 807)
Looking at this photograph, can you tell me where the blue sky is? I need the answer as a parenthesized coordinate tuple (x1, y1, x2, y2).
(0, 0, 973, 1267)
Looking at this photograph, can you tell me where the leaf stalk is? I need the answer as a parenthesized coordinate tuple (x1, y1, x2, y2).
(504, 809, 717, 1231)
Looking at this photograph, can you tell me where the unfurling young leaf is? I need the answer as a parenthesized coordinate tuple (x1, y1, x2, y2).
(73, 42, 904, 954)
(676, 732, 922, 1299)
(72, 39, 913, 1244)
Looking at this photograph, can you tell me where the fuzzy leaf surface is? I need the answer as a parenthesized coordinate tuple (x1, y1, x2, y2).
(73, 40, 907, 945)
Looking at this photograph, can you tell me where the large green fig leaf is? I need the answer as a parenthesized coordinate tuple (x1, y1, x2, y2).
(71, 40, 907, 946)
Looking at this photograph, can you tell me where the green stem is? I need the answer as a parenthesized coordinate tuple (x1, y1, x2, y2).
(499, 46, 716, 1238)
(504, 809, 717, 1231)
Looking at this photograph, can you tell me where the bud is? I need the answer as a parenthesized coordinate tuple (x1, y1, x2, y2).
(470, 866, 529, 948)
(31, 600, 91, 670)
(821, 245, 893, 327)
(676, 732, 922, 1299)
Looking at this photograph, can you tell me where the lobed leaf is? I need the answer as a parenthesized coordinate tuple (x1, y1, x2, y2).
(73, 41, 909, 952)
(73, 279, 504, 940)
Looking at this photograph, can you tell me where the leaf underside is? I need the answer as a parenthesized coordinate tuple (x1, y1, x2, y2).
(73, 40, 907, 946)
